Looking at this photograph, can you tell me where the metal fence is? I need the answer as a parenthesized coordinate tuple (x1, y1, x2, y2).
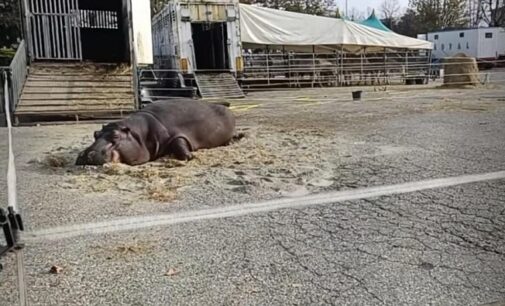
(27, 0, 82, 60)
(241, 49, 432, 90)
(1, 41, 28, 118)
(137, 68, 197, 104)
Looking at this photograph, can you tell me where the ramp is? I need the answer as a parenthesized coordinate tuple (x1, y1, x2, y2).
(194, 72, 244, 99)
(15, 63, 136, 123)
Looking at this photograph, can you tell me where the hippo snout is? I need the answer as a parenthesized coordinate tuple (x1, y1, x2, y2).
(75, 149, 107, 166)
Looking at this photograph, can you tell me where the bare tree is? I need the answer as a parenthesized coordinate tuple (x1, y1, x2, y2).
(479, 0, 505, 26)
(410, 0, 468, 32)
(380, 0, 401, 26)
(348, 7, 366, 21)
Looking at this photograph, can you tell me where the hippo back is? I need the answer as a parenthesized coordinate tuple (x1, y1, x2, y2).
(139, 99, 235, 150)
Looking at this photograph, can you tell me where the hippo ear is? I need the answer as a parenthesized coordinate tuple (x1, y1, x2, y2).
(93, 131, 100, 139)
(120, 126, 130, 133)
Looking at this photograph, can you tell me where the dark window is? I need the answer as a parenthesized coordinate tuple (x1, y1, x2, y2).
(459, 32, 464, 38)
(466, 42, 470, 49)
(485, 32, 493, 38)
(449, 43, 452, 50)
(434, 34, 439, 40)
(441, 43, 445, 50)
(458, 43, 461, 49)
(434, 44, 437, 50)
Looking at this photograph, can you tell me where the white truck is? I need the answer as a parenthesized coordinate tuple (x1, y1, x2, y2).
(151, 0, 244, 99)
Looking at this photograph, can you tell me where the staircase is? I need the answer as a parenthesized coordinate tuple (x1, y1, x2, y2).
(15, 62, 136, 122)
(194, 72, 244, 99)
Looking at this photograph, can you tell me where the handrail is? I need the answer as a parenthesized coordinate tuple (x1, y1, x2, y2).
(0, 40, 28, 119)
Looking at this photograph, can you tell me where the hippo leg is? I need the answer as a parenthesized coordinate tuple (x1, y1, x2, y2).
(169, 138, 193, 161)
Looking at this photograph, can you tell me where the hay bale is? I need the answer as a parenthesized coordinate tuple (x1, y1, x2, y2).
(442, 53, 480, 87)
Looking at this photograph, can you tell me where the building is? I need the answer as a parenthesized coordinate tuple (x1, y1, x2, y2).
(418, 27, 505, 61)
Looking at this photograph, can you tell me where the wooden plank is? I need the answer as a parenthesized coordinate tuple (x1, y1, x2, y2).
(20, 93, 134, 101)
(22, 86, 134, 94)
(16, 105, 135, 114)
(23, 81, 133, 88)
(18, 99, 133, 106)
(30, 67, 132, 75)
(28, 75, 132, 82)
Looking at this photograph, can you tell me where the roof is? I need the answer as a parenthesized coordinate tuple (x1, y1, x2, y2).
(425, 27, 504, 34)
(239, 4, 433, 51)
(360, 10, 392, 32)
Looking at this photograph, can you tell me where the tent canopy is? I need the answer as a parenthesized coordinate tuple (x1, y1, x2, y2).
(239, 4, 432, 52)
(360, 10, 392, 32)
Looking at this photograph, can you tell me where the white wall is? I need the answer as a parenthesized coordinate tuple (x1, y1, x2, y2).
(426, 27, 505, 60)
(477, 28, 504, 59)
(427, 29, 478, 59)
(131, 0, 154, 65)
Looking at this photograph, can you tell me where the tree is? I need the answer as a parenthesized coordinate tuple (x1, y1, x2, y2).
(380, 0, 401, 28)
(238, 0, 334, 15)
(479, 0, 505, 26)
(347, 7, 365, 21)
(334, 7, 342, 18)
(0, 0, 22, 50)
(409, 0, 468, 32)
(395, 8, 419, 37)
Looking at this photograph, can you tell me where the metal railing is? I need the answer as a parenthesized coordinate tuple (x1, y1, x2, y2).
(137, 68, 197, 104)
(241, 50, 432, 89)
(1, 40, 28, 118)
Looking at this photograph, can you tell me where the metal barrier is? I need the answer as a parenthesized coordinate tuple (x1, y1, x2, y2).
(241, 49, 432, 89)
(0, 41, 28, 119)
(137, 68, 197, 104)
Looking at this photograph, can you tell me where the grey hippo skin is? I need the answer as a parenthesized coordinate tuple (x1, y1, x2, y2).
(76, 99, 236, 166)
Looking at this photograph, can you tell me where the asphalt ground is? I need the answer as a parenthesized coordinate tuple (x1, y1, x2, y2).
(1, 78, 504, 305)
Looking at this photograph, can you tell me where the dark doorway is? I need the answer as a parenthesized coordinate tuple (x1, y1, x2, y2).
(78, 0, 129, 63)
(191, 23, 229, 70)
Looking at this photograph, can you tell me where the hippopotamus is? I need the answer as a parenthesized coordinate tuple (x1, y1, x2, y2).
(75, 99, 236, 166)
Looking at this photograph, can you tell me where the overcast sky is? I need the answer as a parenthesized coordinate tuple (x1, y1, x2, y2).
(334, 0, 409, 17)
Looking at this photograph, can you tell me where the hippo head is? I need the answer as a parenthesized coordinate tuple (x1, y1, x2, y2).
(75, 123, 148, 166)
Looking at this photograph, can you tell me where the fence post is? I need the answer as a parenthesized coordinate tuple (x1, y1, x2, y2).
(265, 46, 270, 86)
(383, 47, 387, 85)
(360, 47, 364, 85)
(312, 45, 316, 88)
(340, 45, 344, 86)
(427, 49, 432, 84)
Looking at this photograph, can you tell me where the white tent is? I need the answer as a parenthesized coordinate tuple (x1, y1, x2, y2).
(239, 4, 433, 52)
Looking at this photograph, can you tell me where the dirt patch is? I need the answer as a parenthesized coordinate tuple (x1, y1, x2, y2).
(30, 127, 351, 203)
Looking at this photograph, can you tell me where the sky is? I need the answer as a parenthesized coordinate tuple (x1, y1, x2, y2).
(334, 0, 409, 18)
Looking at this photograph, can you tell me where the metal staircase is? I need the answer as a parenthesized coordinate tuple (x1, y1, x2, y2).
(193, 72, 244, 99)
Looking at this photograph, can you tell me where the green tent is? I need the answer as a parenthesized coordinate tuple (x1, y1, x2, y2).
(360, 10, 392, 32)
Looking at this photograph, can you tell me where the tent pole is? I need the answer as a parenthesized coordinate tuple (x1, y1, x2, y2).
(405, 49, 409, 84)
(282, 46, 289, 87)
(383, 47, 387, 85)
(312, 45, 316, 88)
(334, 50, 338, 87)
(266, 45, 270, 86)
(427, 49, 432, 84)
(340, 44, 344, 86)
(360, 47, 364, 85)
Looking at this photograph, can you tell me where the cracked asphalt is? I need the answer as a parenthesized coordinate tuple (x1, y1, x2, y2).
(1, 75, 505, 305)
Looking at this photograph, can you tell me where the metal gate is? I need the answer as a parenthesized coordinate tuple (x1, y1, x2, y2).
(27, 0, 82, 60)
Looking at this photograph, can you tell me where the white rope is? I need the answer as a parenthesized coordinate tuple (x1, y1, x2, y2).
(4, 71, 17, 211)
(3, 71, 26, 306)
